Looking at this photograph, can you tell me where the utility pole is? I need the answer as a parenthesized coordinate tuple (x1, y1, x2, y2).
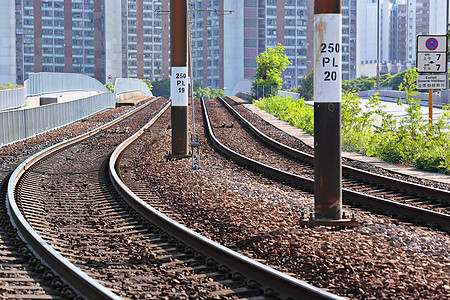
(169, 0, 189, 158)
(303, 0, 357, 227)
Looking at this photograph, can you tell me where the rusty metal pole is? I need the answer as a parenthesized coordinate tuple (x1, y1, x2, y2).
(313, 0, 342, 220)
(170, 0, 189, 157)
(429, 89, 433, 125)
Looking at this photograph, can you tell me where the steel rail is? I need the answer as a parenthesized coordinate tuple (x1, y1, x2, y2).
(219, 97, 450, 202)
(7, 97, 161, 300)
(109, 100, 342, 300)
(211, 98, 450, 232)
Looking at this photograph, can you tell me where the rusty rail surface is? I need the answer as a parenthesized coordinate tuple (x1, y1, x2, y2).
(211, 97, 450, 232)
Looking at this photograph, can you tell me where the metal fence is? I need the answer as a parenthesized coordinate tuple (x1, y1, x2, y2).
(114, 78, 153, 97)
(0, 88, 26, 111)
(25, 72, 108, 96)
(278, 91, 301, 100)
(0, 92, 115, 147)
(256, 85, 278, 99)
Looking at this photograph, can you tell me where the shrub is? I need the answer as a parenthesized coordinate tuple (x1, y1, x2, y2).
(254, 68, 450, 174)
(253, 95, 314, 135)
(0, 83, 23, 90)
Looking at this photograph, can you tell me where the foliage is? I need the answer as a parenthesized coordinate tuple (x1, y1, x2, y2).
(342, 71, 407, 92)
(447, 23, 450, 62)
(253, 95, 314, 135)
(252, 44, 291, 99)
(104, 83, 114, 93)
(151, 78, 170, 99)
(104, 79, 152, 95)
(194, 86, 225, 99)
(193, 80, 203, 92)
(349, 69, 450, 174)
(388, 70, 408, 90)
(141, 79, 153, 91)
(254, 68, 450, 174)
(0, 83, 23, 90)
(342, 75, 376, 92)
(297, 68, 314, 102)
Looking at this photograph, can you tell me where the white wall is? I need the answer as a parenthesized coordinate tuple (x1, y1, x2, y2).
(380, 1, 391, 63)
(407, 0, 417, 63)
(0, 1, 16, 84)
(429, 0, 447, 34)
(105, 0, 123, 84)
(223, 0, 244, 96)
(358, 0, 378, 63)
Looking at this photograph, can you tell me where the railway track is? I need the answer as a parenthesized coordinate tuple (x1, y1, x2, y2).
(203, 97, 450, 232)
(6, 97, 340, 299)
(6, 97, 165, 299)
(72, 97, 448, 299)
(0, 104, 136, 299)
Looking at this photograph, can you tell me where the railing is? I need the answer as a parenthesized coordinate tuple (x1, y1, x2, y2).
(358, 89, 446, 104)
(0, 87, 26, 111)
(278, 90, 301, 100)
(256, 85, 278, 99)
(114, 78, 153, 97)
(25, 72, 108, 96)
(0, 92, 115, 147)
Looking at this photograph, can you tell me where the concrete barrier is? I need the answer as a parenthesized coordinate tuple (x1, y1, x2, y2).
(358, 89, 448, 106)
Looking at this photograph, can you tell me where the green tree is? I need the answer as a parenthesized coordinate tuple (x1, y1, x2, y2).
(141, 79, 153, 91)
(297, 68, 314, 102)
(252, 43, 291, 99)
(388, 70, 407, 90)
(104, 83, 114, 93)
(0, 83, 22, 90)
(379, 73, 393, 87)
(342, 71, 407, 92)
(151, 78, 170, 99)
(194, 86, 225, 99)
(447, 23, 450, 62)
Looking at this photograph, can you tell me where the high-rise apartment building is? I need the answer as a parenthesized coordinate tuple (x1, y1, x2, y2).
(341, 0, 358, 80)
(190, 0, 312, 91)
(104, 0, 171, 82)
(0, 1, 16, 83)
(14, 0, 105, 85)
(4, 1, 446, 90)
(393, 0, 447, 65)
(190, 0, 224, 89)
(11, 0, 173, 85)
(117, 0, 169, 80)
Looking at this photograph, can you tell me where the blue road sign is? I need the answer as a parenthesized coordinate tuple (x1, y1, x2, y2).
(426, 38, 438, 51)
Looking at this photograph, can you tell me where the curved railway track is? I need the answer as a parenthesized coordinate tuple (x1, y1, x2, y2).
(104, 97, 449, 299)
(7, 97, 166, 299)
(0, 104, 136, 299)
(6, 97, 340, 299)
(203, 97, 450, 232)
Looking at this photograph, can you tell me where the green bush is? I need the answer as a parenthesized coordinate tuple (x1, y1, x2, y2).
(194, 86, 225, 99)
(251, 44, 291, 99)
(104, 83, 114, 93)
(151, 78, 170, 99)
(297, 68, 313, 102)
(342, 71, 408, 92)
(0, 83, 23, 90)
(253, 95, 314, 135)
(253, 68, 450, 174)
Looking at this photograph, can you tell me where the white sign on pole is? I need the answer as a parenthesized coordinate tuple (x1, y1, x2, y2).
(416, 74, 447, 90)
(417, 53, 447, 72)
(314, 14, 342, 103)
(416, 35, 448, 73)
(170, 66, 188, 106)
(417, 36, 447, 52)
